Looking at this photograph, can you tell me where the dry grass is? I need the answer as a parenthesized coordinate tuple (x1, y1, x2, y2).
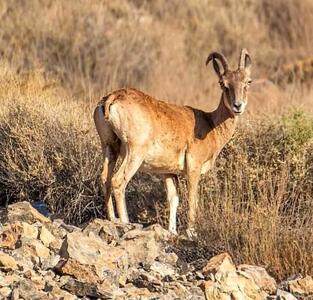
(0, 66, 102, 224)
(0, 0, 313, 281)
(197, 113, 313, 280)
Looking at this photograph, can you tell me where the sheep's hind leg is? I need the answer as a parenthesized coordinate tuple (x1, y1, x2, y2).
(111, 143, 145, 223)
(101, 146, 118, 221)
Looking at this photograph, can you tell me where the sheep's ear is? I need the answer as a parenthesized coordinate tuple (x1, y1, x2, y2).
(239, 48, 251, 75)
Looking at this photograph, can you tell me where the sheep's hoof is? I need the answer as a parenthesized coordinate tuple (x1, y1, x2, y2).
(169, 228, 178, 236)
(186, 227, 198, 240)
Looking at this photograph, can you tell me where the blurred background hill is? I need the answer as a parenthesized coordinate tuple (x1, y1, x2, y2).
(1, 0, 313, 110)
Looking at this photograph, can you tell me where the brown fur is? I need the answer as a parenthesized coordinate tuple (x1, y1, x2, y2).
(94, 49, 252, 235)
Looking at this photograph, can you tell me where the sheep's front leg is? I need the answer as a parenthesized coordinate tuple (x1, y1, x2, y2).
(164, 175, 179, 235)
(186, 154, 201, 238)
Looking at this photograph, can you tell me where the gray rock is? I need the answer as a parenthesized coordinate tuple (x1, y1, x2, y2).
(127, 268, 163, 292)
(276, 289, 298, 300)
(7, 201, 50, 225)
(0, 286, 11, 298)
(288, 275, 313, 296)
(83, 218, 121, 243)
(238, 264, 277, 294)
(41, 254, 60, 270)
(57, 231, 128, 285)
(62, 278, 113, 299)
(13, 278, 49, 300)
(119, 229, 161, 266)
(39, 226, 56, 247)
(150, 261, 176, 278)
(12, 237, 50, 269)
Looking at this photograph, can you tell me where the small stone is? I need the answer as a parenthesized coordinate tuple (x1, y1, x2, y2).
(47, 285, 78, 300)
(157, 251, 178, 267)
(30, 274, 46, 290)
(53, 219, 81, 233)
(11, 288, 19, 300)
(83, 218, 120, 243)
(18, 222, 39, 239)
(49, 237, 63, 252)
(120, 230, 160, 266)
(118, 271, 128, 287)
(121, 229, 147, 240)
(0, 286, 11, 298)
(288, 275, 313, 296)
(44, 270, 56, 279)
(11, 251, 34, 272)
(127, 268, 163, 292)
(202, 253, 236, 277)
(163, 275, 174, 282)
(8, 201, 50, 224)
(57, 231, 128, 285)
(178, 274, 188, 282)
(238, 264, 277, 294)
(18, 237, 50, 259)
(23, 270, 32, 279)
(186, 271, 196, 282)
(150, 261, 176, 278)
(39, 226, 56, 247)
(276, 289, 297, 300)
(41, 254, 60, 270)
(119, 284, 154, 299)
(49, 219, 68, 239)
(0, 225, 20, 249)
(62, 278, 113, 298)
(51, 219, 64, 227)
(144, 224, 173, 241)
(13, 278, 49, 300)
(22, 270, 47, 290)
(195, 271, 205, 280)
(58, 275, 72, 287)
(12, 237, 50, 270)
(0, 252, 17, 270)
(166, 281, 195, 299)
(0, 273, 21, 287)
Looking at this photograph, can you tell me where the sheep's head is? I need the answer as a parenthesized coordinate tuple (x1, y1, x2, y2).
(206, 49, 252, 115)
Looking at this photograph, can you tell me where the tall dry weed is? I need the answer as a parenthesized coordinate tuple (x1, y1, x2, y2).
(196, 113, 313, 280)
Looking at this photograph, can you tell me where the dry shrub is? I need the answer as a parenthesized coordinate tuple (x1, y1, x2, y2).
(0, 67, 104, 224)
(197, 111, 313, 280)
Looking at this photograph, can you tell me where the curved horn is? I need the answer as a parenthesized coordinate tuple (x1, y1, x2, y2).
(206, 52, 229, 73)
(239, 48, 251, 69)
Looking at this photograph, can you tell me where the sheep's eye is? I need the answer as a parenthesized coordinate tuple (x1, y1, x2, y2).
(247, 79, 252, 85)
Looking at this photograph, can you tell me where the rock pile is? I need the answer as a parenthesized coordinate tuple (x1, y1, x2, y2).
(0, 202, 312, 299)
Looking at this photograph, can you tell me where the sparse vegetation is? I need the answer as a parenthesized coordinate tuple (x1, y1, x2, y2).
(197, 112, 313, 280)
(0, 0, 313, 281)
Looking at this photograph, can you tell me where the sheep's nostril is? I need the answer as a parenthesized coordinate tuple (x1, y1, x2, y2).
(234, 102, 242, 109)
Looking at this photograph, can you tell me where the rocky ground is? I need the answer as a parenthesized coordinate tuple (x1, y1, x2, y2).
(0, 202, 312, 299)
